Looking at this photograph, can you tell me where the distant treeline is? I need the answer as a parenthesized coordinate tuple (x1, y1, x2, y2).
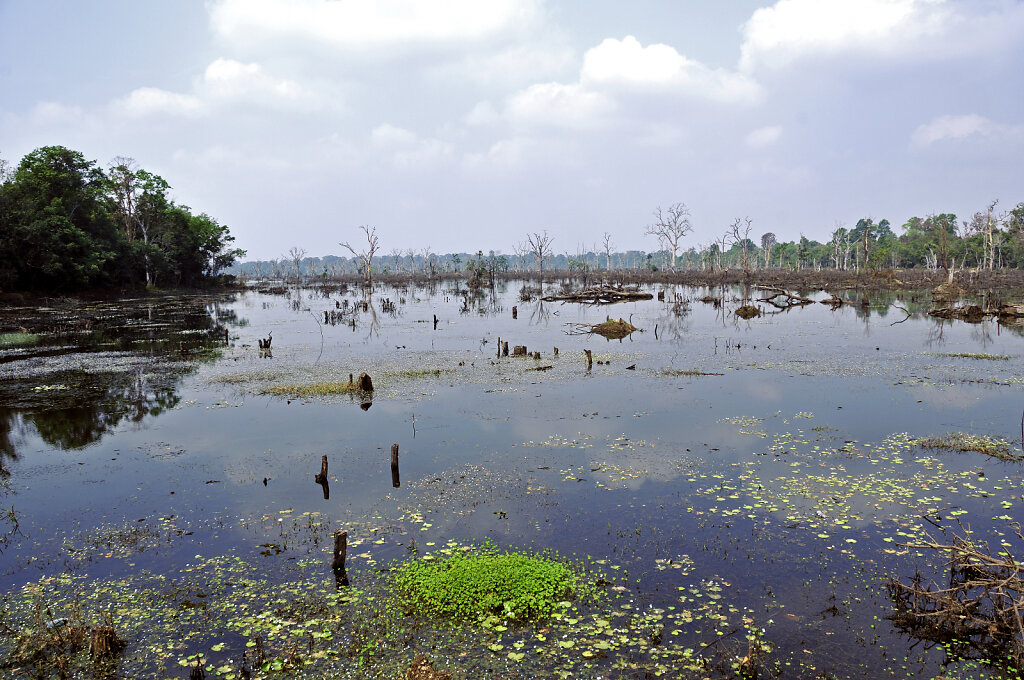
(235, 205, 1024, 280)
(0, 146, 245, 293)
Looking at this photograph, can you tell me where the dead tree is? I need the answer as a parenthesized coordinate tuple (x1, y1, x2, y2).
(727, 217, 754, 273)
(525, 231, 555, 274)
(286, 246, 306, 282)
(340, 225, 381, 287)
(646, 203, 693, 271)
(602, 232, 614, 271)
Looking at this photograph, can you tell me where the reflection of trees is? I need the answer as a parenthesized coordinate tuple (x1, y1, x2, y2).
(4, 374, 183, 451)
(0, 295, 233, 454)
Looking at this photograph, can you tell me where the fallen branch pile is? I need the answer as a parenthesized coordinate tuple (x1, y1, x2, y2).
(543, 287, 653, 304)
(756, 287, 814, 309)
(888, 524, 1024, 669)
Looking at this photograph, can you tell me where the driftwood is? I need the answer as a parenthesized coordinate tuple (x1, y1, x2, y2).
(998, 303, 1024, 318)
(928, 305, 987, 322)
(543, 287, 653, 304)
(757, 287, 814, 308)
(888, 524, 1024, 669)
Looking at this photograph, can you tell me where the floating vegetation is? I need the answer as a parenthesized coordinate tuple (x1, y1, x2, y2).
(918, 432, 1019, 461)
(0, 332, 40, 348)
(929, 352, 1011, 361)
(392, 542, 582, 623)
(735, 305, 761, 319)
(662, 369, 724, 377)
(259, 380, 360, 397)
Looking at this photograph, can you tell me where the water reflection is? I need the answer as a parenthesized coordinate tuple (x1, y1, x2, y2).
(0, 295, 239, 454)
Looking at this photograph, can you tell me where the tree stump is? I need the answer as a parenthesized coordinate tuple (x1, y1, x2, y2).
(584, 349, 593, 369)
(314, 455, 328, 484)
(513, 345, 527, 356)
(512, 305, 518, 319)
(358, 373, 373, 391)
(502, 341, 509, 357)
(391, 444, 401, 488)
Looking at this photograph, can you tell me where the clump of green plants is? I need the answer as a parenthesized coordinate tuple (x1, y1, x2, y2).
(393, 543, 580, 623)
(918, 432, 1020, 461)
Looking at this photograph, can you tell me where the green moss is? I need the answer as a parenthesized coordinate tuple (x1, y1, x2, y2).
(393, 544, 579, 623)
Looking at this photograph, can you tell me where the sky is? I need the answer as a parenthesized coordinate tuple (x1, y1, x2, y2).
(1, 0, 1022, 261)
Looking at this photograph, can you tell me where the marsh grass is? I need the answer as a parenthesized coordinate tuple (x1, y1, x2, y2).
(393, 543, 581, 623)
(918, 432, 1020, 461)
(259, 381, 360, 397)
(930, 352, 1011, 361)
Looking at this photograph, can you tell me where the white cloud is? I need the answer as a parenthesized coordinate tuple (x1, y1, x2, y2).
(506, 82, 614, 129)
(911, 114, 1022, 147)
(115, 87, 203, 117)
(370, 123, 418, 146)
(739, 0, 951, 71)
(581, 36, 760, 104)
(369, 124, 452, 167)
(30, 101, 86, 124)
(465, 101, 500, 127)
(111, 59, 312, 118)
(209, 0, 540, 50)
(746, 125, 783, 148)
(463, 137, 536, 169)
(202, 58, 306, 101)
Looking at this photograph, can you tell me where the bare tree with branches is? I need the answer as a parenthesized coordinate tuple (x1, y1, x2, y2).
(525, 231, 555, 274)
(727, 217, 754, 273)
(286, 246, 306, 282)
(340, 225, 380, 286)
(602, 232, 614, 271)
(646, 203, 692, 271)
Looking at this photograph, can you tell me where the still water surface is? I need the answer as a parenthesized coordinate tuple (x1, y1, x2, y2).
(1, 281, 1022, 678)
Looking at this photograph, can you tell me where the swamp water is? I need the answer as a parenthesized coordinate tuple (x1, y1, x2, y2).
(0, 282, 1023, 679)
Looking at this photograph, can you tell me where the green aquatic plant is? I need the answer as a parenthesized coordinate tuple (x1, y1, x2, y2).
(0, 332, 40, 348)
(393, 543, 579, 623)
(918, 432, 1019, 461)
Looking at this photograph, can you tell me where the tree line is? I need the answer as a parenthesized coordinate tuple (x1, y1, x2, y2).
(0, 146, 245, 293)
(237, 199, 1024, 283)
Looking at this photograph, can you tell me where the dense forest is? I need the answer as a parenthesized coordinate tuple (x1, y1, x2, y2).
(0, 146, 244, 293)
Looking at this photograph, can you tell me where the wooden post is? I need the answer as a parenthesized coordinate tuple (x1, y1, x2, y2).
(553, 347, 558, 356)
(533, 351, 540, 360)
(584, 349, 593, 369)
(315, 455, 329, 499)
(512, 305, 517, 319)
(497, 337, 501, 359)
(513, 345, 527, 356)
(332, 530, 348, 571)
(433, 314, 439, 330)
(502, 341, 509, 357)
(332, 529, 350, 587)
(391, 443, 400, 488)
